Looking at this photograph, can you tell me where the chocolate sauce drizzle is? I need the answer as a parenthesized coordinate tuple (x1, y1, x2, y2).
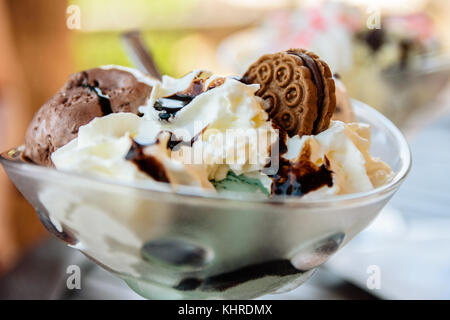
(236, 76, 249, 84)
(265, 128, 333, 197)
(167, 126, 208, 151)
(269, 143, 333, 197)
(156, 78, 206, 121)
(271, 157, 333, 196)
(154, 97, 189, 120)
(156, 76, 226, 121)
(125, 139, 169, 182)
(174, 259, 301, 292)
(125, 127, 207, 179)
(82, 80, 113, 116)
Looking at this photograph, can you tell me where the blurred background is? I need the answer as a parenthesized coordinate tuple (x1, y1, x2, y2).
(0, 0, 449, 299)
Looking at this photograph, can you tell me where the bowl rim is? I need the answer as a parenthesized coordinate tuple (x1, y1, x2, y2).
(0, 99, 411, 208)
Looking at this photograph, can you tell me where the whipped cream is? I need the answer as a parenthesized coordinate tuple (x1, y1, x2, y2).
(285, 121, 393, 197)
(138, 71, 278, 181)
(51, 67, 393, 198)
(52, 113, 215, 190)
(52, 69, 277, 187)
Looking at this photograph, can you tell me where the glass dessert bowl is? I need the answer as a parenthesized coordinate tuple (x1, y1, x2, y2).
(0, 100, 410, 299)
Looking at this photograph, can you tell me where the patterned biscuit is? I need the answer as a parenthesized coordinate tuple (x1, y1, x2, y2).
(287, 49, 336, 134)
(242, 49, 336, 137)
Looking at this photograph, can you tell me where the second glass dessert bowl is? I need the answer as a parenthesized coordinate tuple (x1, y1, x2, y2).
(0, 100, 410, 299)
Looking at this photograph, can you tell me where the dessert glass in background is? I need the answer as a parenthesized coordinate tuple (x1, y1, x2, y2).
(0, 99, 411, 299)
(217, 2, 450, 129)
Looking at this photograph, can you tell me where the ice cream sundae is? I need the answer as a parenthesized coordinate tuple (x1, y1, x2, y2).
(22, 49, 393, 199)
(0, 41, 411, 300)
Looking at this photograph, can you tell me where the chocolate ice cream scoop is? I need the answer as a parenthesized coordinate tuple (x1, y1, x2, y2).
(23, 67, 153, 166)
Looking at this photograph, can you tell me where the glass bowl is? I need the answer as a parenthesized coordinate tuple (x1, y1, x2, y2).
(0, 100, 411, 299)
